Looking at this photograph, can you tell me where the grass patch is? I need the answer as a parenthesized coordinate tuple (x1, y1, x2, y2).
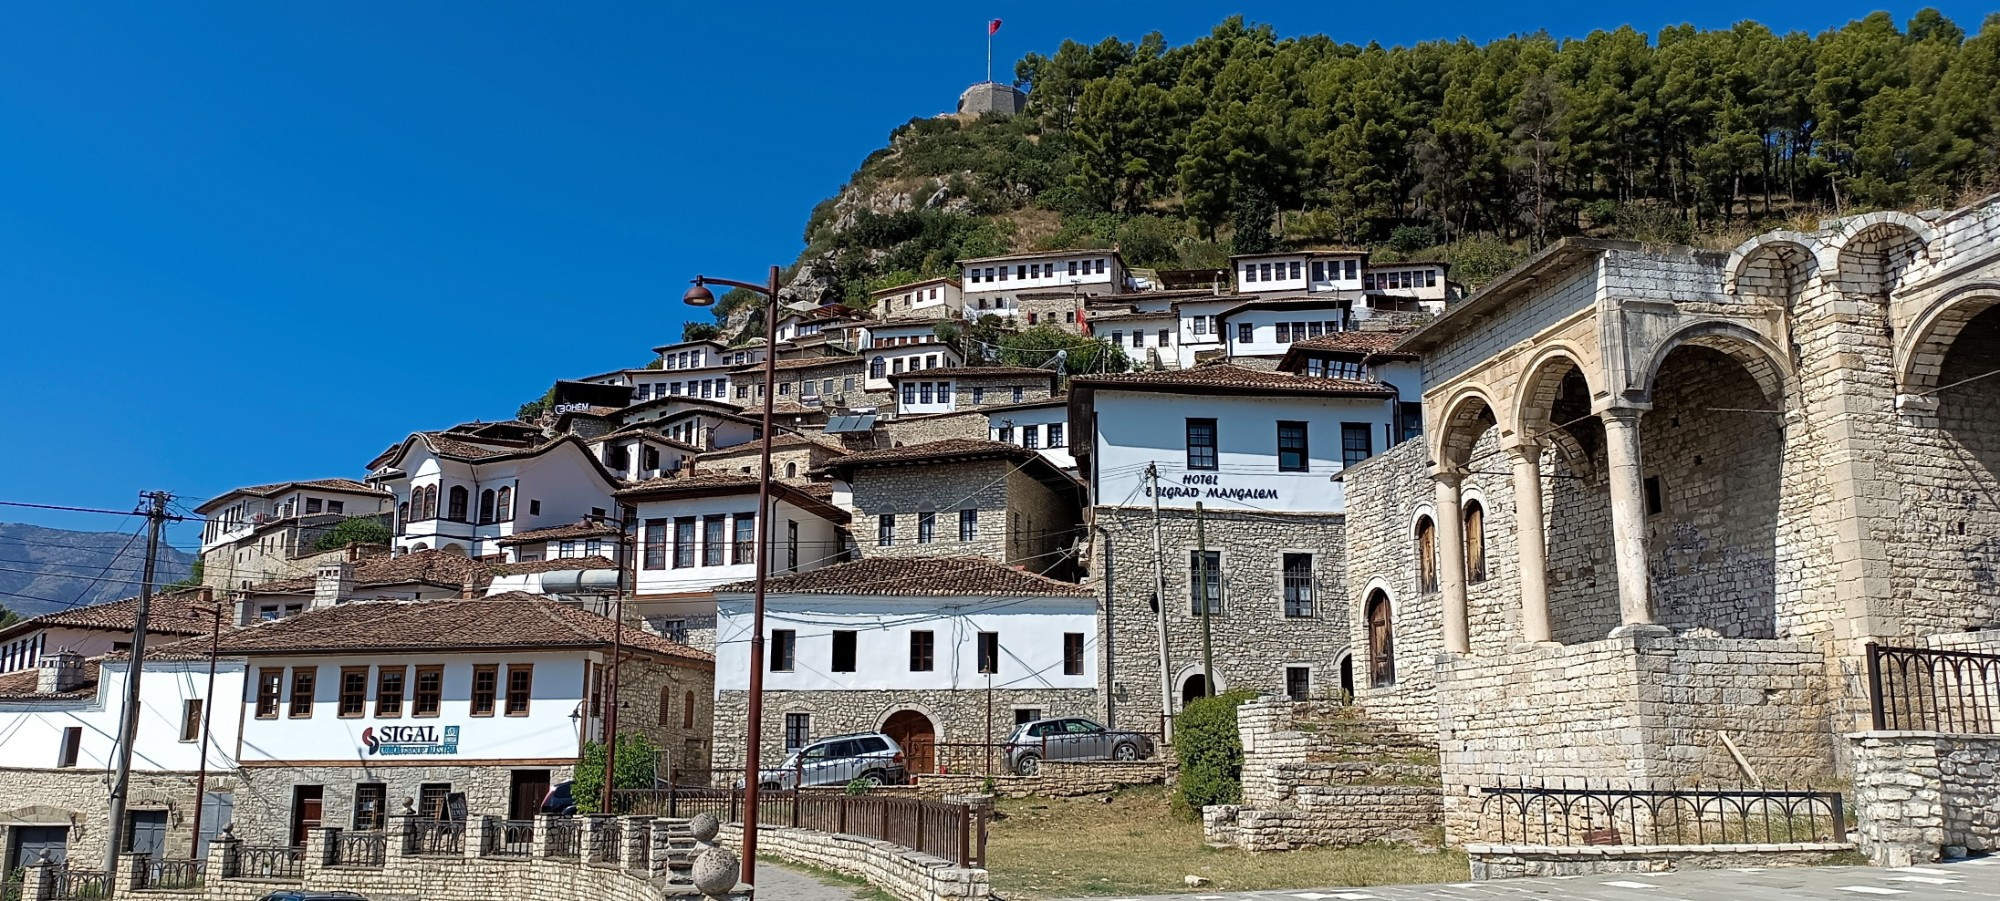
(760, 855, 897, 901)
(987, 787, 1466, 900)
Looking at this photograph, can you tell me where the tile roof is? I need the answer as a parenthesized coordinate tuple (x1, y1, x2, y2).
(1277, 329, 1422, 368)
(886, 366, 1056, 382)
(195, 478, 391, 513)
(0, 659, 101, 700)
(488, 556, 620, 576)
(718, 556, 1092, 597)
(194, 597, 711, 664)
(421, 432, 511, 459)
(817, 438, 1035, 471)
(1070, 364, 1397, 398)
(246, 549, 492, 594)
(495, 520, 621, 546)
(0, 589, 217, 643)
(698, 433, 849, 457)
(737, 356, 866, 374)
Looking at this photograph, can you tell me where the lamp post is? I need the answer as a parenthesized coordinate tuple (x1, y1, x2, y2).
(683, 265, 782, 887)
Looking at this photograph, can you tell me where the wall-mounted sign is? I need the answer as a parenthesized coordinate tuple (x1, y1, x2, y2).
(1144, 472, 1282, 502)
(362, 725, 460, 756)
(554, 403, 595, 415)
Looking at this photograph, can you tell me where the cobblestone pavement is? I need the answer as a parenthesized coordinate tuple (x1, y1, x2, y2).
(1054, 859, 2000, 901)
(753, 859, 874, 900)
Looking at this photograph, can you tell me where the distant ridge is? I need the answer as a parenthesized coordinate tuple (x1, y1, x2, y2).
(0, 523, 196, 619)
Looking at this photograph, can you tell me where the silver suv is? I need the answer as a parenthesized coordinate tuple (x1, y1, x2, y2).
(1007, 717, 1156, 775)
(753, 732, 909, 789)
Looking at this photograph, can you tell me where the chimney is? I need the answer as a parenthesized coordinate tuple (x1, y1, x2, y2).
(315, 561, 354, 609)
(38, 648, 84, 694)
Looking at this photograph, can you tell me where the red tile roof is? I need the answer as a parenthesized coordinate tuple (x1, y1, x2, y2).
(886, 366, 1056, 383)
(495, 520, 621, 546)
(718, 556, 1091, 597)
(0, 659, 101, 700)
(488, 556, 620, 576)
(245, 549, 492, 594)
(195, 478, 390, 513)
(190, 597, 711, 664)
(816, 438, 1035, 471)
(0, 588, 217, 644)
(1070, 364, 1397, 398)
(1285, 330, 1417, 357)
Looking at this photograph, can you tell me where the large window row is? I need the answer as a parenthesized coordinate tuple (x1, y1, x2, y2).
(643, 513, 758, 570)
(1178, 551, 1320, 618)
(966, 257, 1108, 284)
(1182, 418, 1381, 472)
(876, 509, 979, 546)
(252, 662, 532, 719)
(402, 485, 513, 526)
(767, 627, 1084, 677)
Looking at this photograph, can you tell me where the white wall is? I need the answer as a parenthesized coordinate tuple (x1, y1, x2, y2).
(0, 660, 245, 771)
(1175, 299, 1239, 368)
(962, 254, 1118, 294)
(865, 345, 961, 391)
(895, 378, 957, 416)
(632, 496, 845, 597)
(1225, 307, 1350, 359)
(392, 443, 617, 558)
(1089, 390, 1401, 514)
(988, 406, 1075, 470)
(1235, 255, 1364, 294)
(238, 653, 587, 764)
(714, 594, 1097, 693)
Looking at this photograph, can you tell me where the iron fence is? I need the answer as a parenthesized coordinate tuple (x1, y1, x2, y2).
(609, 786, 987, 867)
(587, 816, 622, 865)
(403, 819, 465, 857)
(1867, 642, 2000, 733)
(545, 818, 582, 858)
(137, 858, 205, 890)
(1481, 780, 1846, 847)
(46, 868, 112, 901)
(221, 844, 303, 880)
(324, 831, 386, 867)
(481, 818, 535, 857)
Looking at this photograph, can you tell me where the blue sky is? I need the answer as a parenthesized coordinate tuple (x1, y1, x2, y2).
(0, 2, 1986, 548)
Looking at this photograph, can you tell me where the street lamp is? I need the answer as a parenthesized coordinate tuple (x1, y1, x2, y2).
(684, 265, 782, 888)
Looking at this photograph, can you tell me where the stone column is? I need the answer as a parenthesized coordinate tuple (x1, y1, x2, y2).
(1434, 471, 1471, 655)
(18, 856, 52, 901)
(119, 851, 148, 891)
(1599, 407, 1655, 631)
(1506, 443, 1554, 643)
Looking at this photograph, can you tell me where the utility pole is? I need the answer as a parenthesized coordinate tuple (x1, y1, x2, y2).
(106, 490, 178, 873)
(601, 511, 633, 814)
(1146, 464, 1172, 740)
(188, 590, 222, 858)
(1194, 501, 1214, 701)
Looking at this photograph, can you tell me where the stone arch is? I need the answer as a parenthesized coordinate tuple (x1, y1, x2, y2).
(1900, 298, 2000, 631)
(1173, 665, 1225, 707)
(1638, 320, 1793, 410)
(1899, 285, 2000, 395)
(1724, 232, 1822, 303)
(1433, 387, 1501, 471)
(1364, 589, 1396, 688)
(1513, 347, 1595, 445)
(879, 708, 938, 774)
(1831, 213, 1935, 297)
(439, 543, 468, 557)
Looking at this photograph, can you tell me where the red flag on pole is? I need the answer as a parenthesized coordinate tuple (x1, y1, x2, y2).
(989, 18, 1002, 35)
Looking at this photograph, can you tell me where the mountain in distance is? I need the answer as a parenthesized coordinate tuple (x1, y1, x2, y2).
(0, 523, 196, 620)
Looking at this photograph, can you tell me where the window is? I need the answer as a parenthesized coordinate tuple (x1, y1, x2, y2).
(917, 511, 936, 544)
(1014, 708, 1042, 725)
(471, 665, 499, 716)
(673, 517, 696, 568)
(910, 631, 934, 671)
(1282, 553, 1315, 617)
(1465, 502, 1488, 582)
(328, 500, 344, 514)
(418, 784, 451, 821)
(338, 667, 368, 718)
(1022, 426, 1039, 450)
(643, 519, 667, 570)
(977, 632, 1000, 674)
(376, 667, 405, 718)
(1048, 423, 1065, 447)
(1312, 261, 1325, 281)
(972, 387, 985, 403)
(919, 382, 933, 404)
(683, 690, 696, 728)
(353, 783, 387, 831)
(289, 667, 316, 718)
(1189, 551, 1222, 614)
(447, 486, 468, 521)
(256, 669, 282, 718)
(1400, 402, 1423, 443)
(771, 630, 796, 672)
(1341, 422, 1373, 469)
(584, 538, 602, 557)
(1238, 323, 1253, 343)
(1286, 666, 1311, 702)
(733, 513, 757, 564)
(1367, 591, 1396, 688)
(1110, 330, 1123, 346)
(558, 540, 576, 559)
(704, 516, 726, 567)
(490, 486, 511, 521)
(785, 713, 811, 751)
(1062, 633, 1084, 676)
(1012, 387, 1024, 403)
(879, 512, 897, 547)
(478, 490, 495, 523)
(1415, 517, 1439, 594)
(1260, 263, 1273, 281)
(529, 500, 541, 516)
(901, 383, 916, 406)
(1133, 331, 1144, 347)
(996, 426, 1014, 444)
(1277, 421, 1309, 472)
(414, 666, 443, 716)
(959, 509, 977, 542)
(305, 498, 322, 514)
(57, 726, 81, 768)
(831, 630, 857, 673)
(1193, 315, 1208, 336)
(1645, 476, 1663, 515)
(181, 699, 204, 742)
(1243, 263, 1256, 283)
(506, 665, 532, 715)
(787, 521, 798, 571)
(1186, 419, 1218, 471)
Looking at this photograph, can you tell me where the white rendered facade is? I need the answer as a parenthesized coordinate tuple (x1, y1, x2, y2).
(382, 438, 621, 558)
(629, 493, 848, 598)
(0, 658, 245, 773)
(1221, 301, 1354, 360)
(198, 484, 391, 555)
(870, 278, 964, 320)
(987, 402, 1076, 470)
(1231, 251, 1366, 295)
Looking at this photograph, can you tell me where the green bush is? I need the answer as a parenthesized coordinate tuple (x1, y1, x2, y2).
(573, 732, 661, 814)
(844, 777, 872, 796)
(1169, 689, 1256, 820)
(313, 516, 394, 551)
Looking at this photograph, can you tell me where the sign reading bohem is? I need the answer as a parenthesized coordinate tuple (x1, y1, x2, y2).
(362, 725, 460, 756)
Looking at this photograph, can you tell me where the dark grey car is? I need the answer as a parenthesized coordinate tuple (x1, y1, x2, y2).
(1006, 717, 1156, 775)
(746, 732, 910, 789)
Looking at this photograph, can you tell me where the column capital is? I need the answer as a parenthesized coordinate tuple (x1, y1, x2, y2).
(1595, 404, 1650, 426)
(1429, 468, 1466, 488)
(1502, 441, 1544, 463)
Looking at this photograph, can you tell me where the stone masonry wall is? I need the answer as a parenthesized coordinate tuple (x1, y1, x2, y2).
(877, 411, 989, 447)
(1891, 304, 2000, 636)
(1208, 699, 1442, 851)
(617, 657, 716, 776)
(853, 459, 1014, 565)
(1851, 730, 2000, 866)
(721, 821, 990, 901)
(233, 763, 576, 846)
(711, 687, 1100, 775)
(1004, 467, 1078, 575)
(0, 768, 221, 882)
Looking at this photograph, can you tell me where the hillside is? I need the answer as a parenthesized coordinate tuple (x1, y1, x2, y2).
(712, 10, 2000, 332)
(0, 523, 196, 620)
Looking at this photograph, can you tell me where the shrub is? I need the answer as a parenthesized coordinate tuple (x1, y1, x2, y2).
(573, 733, 661, 814)
(1169, 688, 1256, 820)
(313, 516, 393, 551)
(845, 777, 872, 796)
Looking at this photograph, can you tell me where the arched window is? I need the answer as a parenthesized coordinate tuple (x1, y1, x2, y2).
(784, 462, 798, 479)
(657, 685, 672, 726)
(447, 486, 469, 522)
(870, 357, 886, 380)
(1415, 516, 1438, 593)
(495, 487, 513, 521)
(1366, 591, 1396, 688)
(397, 502, 408, 531)
(1464, 501, 1487, 583)
(683, 690, 696, 728)
(478, 490, 496, 524)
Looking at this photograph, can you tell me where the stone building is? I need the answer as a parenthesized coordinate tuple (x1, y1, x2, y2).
(695, 432, 850, 484)
(959, 250, 1128, 322)
(1340, 199, 2000, 842)
(194, 478, 394, 590)
(0, 589, 215, 675)
(888, 366, 1057, 418)
(710, 556, 1098, 777)
(817, 438, 1086, 580)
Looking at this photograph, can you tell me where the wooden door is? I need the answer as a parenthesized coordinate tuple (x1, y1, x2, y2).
(1367, 593, 1396, 688)
(881, 710, 936, 775)
(289, 786, 323, 848)
(508, 770, 551, 821)
(126, 811, 167, 863)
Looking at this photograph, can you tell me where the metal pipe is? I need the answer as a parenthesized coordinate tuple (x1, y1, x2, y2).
(188, 594, 223, 858)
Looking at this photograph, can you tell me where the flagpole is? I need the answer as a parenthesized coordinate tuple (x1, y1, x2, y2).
(986, 22, 992, 84)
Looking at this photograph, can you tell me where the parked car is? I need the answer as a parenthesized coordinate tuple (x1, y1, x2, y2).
(256, 893, 372, 901)
(1006, 717, 1156, 775)
(739, 732, 909, 790)
(542, 780, 576, 816)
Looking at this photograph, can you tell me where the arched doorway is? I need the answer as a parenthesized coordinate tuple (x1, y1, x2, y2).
(1336, 652, 1355, 699)
(1366, 591, 1395, 688)
(881, 710, 936, 775)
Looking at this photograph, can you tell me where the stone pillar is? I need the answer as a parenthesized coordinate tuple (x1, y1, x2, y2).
(18, 856, 52, 901)
(206, 824, 238, 878)
(303, 827, 333, 876)
(1506, 443, 1554, 643)
(118, 851, 148, 891)
(1599, 407, 1655, 631)
(1434, 472, 1470, 655)
(621, 815, 652, 871)
(530, 814, 558, 858)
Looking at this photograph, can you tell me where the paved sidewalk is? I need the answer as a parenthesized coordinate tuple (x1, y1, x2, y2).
(1052, 858, 2000, 901)
(753, 859, 874, 900)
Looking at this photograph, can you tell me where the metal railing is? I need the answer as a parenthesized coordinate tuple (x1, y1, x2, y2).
(221, 845, 303, 880)
(481, 818, 535, 857)
(137, 858, 205, 890)
(545, 818, 582, 858)
(587, 816, 623, 865)
(324, 831, 386, 867)
(1867, 642, 2000, 733)
(1480, 780, 1846, 847)
(403, 819, 465, 857)
(46, 868, 112, 901)
(609, 787, 987, 867)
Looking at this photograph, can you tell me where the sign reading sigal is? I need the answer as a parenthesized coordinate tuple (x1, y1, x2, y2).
(362, 725, 460, 756)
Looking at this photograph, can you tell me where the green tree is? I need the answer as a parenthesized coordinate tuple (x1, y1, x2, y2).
(313, 517, 395, 552)
(681, 321, 721, 343)
(573, 733, 662, 815)
(0, 604, 19, 629)
(164, 560, 205, 591)
(517, 386, 556, 422)
(1169, 689, 1255, 820)
(998, 325, 1129, 375)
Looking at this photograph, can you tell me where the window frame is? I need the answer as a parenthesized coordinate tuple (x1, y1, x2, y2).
(413, 665, 444, 717)
(255, 668, 283, 719)
(1277, 421, 1309, 473)
(470, 664, 499, 717)
(770, 629, 797, 672)
(1282, 553, 1315, 617)
(375, 666, 406, 718)
(1185, 418, 1219, 471)
(1189, 549, 1223, 615)
(337, 666, 369, 718)
(288, 667, 316, 719)
(505, 664, 533, 716)
(1341, 422, 1373, 470)
(976, 631, 1000, 675)
(909, 630, 935, 672)
(830, 630, 857, 673)
(1062, 632, 1084, 676)
(958, 508, 977, 542)
(180, 698, 204, 742)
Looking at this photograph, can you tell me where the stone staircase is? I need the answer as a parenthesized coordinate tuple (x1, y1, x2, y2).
(1206, 699, 1445, 851)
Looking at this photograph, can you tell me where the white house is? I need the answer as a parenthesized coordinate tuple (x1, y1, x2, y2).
(985, 399, 1076, 470)
(0, 590, 214, 675)
(710, 556, 1099, 774)
(620, 398, 761, 450)
(1217, 297, 1355, 361)
(197, 479, 394, 556)
(1087, 309, 1180, 370)
(858, 322, 963, 392)
(1172, 296, 1243, 369)
(959, 250, 1129, 319)
(869, 278, 964, 320)
(369, 432, 624, 559)
(587, 427, 697, 481)
(577, 339, 760, 404)
(1230, 250, 1368, 295)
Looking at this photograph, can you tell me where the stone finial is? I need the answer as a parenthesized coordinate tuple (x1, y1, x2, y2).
(401, 797, 416, 815)
(687, 812, 719, 844)
(691, 846, 739, 896)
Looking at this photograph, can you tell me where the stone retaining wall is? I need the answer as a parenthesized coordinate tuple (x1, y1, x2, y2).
(1209, 698, 1444, 851)
(913, 760, 1168, 798)
(1464, 842, 1858, 879)
(1850, 730, 2000, 866)
(1204, 784, 1442, 851)
(719, 822, 990, 901)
